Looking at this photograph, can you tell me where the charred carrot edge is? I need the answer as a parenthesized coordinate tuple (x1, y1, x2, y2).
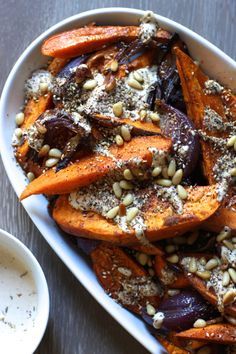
(90, 243, 160, 314)
(131, 243, 164, 256)
(42, 26, 171, 59)
(175, 324, 236, 344)
(154, 255, 189, 288)
(155, 335, 190, 354)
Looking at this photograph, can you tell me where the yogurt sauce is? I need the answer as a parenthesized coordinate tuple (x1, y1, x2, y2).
(0, 246, 38, 349)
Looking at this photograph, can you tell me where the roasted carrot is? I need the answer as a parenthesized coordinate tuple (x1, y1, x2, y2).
(155, 335, 190, 354)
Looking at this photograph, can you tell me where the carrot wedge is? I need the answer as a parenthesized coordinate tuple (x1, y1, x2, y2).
(90, 243, 161, 314)
(20, 135, 171, 199)
(155, 335, 190, 354)
(42, 26, 171, 58)
(52, 185, 219, 245)
(175, 324, 236, 344)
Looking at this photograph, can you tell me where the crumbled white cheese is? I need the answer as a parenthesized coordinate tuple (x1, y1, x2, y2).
(25, 70, 53, 99)
(139, 11, 159, 44)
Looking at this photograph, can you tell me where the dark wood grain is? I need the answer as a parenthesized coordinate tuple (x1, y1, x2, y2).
(0, 0, 235, 353)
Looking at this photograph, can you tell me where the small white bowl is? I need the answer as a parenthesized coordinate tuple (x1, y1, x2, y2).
(0, 228, 49, 354)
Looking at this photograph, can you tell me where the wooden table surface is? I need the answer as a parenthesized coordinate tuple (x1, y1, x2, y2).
(0, 0, 235, 353)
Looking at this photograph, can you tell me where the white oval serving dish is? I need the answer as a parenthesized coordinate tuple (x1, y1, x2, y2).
(0, 228, 49, 354)
(0, 8, 235, 354)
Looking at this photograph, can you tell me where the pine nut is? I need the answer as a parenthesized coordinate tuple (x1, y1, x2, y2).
(230, 168, 236, 176)
(149, 112, 160, 122)
(38, 144, 50, 157)
(177, 185, 188, 200)
(133, 71, 144, 83)
(115, 134, 124, 146)
(165, 245, 176, 254)
(166, 254, 179, 264)
(15, 128, 23, 138)
(45, 158, 59, 167)
(205, 258, 219, 270)
(156, 179, 172, 187)
(199, 257, 207, 266)
(112, 182, 122, 199)
(146, 304, 156, 316)
(137, 253, 148, 266)
(228, 268, 236, 283)
(123, 194, 134, 206)
(120, 126, 131, 141)
(119, 180, 133, 190)
(216, 227, 231, 242)
(167, 160, 176, 177)
(232, 237, 236, 243)
(167, 289, 180, 296)
(39, 82, 48, 93)
(223, 289, 236, 305)
(223, 239, 234, 251)
(139, 109, 147, 120)
(123, 169, 133, 181)
(127, 78, 143, 90)
(227, 135, 236, 147)
(193, 319, 207, 328)
(162, 166, 169, 178)
(27, 172, 35, 182)
(126, 207, 139, 222)
(15, 112, 25, 126)
(172, 169, 183, 185)
(197, 347, 211, 354)
(187, 231, 199, 245)
(196, 271, 211, 280)
(83, 79, 97, 90)
(113, 102, 123, 117)
(189, 258, 197, 273)
(152, 167, 162, 177)
(106, 206, 119, 219)
(222, 271, 230, 287)
(110, 60, 118, 72)
(49, 148, 62, 159)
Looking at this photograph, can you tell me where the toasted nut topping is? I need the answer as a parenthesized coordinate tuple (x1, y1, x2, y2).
(152, 166, 162, 177)
(49, 148, 62, 159)
(149, 112, 160, 122)
(161, 166, 169, 179)
(156, 179, 172, 187)
(106, 206, 119, 219)
(115, 134, 124, 146)
(39, 82, 48, 93)
(139, 109, 147, 120)
(177, 185, 188, 200)
(228, 268, 236, 283)
(113, 101, 123, 117)
(126, 207, 139, 222)
(199, 257, 207, 266)
(223, 239, 234, 251)
(230, 168, 236, 176)
(146, 304, 156, 316)
(112, 182, 122, 199)
(119, 180, 133, 190)
(172, 169, 183, 185)
(123, 169, 133, 181)
(110, 60, 119, 72)
(127, 78, 143, 90)
(222, 271, 230, 287)
(15, 128, 23, 139)
(216, 227, 231, 242)
(137, 253, 148, 266)
(15, 112, 25, 126)
(232, 237, 236, 243)
(187, 231, 199, 245)
(83, 79, 97, 90)
(205, 258, 219, 270)
(123, 193, 134, 206)
(196, 270, 211, 280)
(167, 289, 180, 296)
(133, 71, 144, 83)
(165, 245, 176, 254)
(27, 172, 35, 182)
(223, 289, 236, 305)
(189, 258, 197, 273)
(167, 159, 176, 177)
(193, 319, 207, 328)
(120, 126, 131, 141)
(45, 158, 59, 167)
(38, 144, 50, 157)
(166, 254, 179, 264)
(227, 135, 236, 147)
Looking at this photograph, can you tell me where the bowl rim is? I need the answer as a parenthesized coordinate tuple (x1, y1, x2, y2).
(0, 7, 235, 354)
(0, 228, 49, 354)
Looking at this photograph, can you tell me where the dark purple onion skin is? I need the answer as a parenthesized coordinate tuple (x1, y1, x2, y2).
(57, 54, 89, 79)
(157, 100, 200, 177)
(76, 237, 100, 255)
(142, 289, 218, 332)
